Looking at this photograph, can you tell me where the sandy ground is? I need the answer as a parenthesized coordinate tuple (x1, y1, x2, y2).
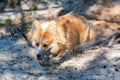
(0, 0, 120, 80)
(0, 36, 120, 80)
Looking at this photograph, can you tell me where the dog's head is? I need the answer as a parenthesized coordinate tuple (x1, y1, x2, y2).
(30, 20, 67, 66)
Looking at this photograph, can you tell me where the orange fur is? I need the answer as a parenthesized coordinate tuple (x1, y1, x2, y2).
(31, 13, 96, 66)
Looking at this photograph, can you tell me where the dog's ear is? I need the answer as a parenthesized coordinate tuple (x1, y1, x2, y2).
(32, 20, 42, 32)
(28, 20, 42, 42)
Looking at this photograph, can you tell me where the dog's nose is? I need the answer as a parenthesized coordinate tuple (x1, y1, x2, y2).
(36, 54, 42, 60)
(37, 54, 41, 57)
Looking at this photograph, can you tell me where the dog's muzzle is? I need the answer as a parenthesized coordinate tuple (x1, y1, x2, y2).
(36, 48, 43, 60)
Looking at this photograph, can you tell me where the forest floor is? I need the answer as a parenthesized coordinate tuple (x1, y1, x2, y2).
(0, 0, 120, 80)
(0, 35, 120, 80)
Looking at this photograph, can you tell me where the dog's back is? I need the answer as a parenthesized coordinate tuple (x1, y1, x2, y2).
(30, 13, 96, 66)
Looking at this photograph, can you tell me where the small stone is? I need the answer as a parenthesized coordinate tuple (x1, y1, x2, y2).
(115, 67, 119, 72)
(103, 65, 107, 69)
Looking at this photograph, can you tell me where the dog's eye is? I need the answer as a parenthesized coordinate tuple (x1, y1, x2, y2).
(35, 42, 39, 47)
(43, 43, 48, 48)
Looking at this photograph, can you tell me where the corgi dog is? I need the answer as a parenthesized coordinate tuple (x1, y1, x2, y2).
(30, 13, 96, 66)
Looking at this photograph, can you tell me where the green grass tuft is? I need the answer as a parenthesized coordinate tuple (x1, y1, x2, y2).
(0, 23, 5, 27)
(4, 18, 12, 25)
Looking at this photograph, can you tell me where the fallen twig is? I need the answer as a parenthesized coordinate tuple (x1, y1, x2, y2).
(10, 27, 33, 47)
(107, 32, 120, 47)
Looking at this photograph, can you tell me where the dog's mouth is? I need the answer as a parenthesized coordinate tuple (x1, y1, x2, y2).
(37, 57, 42, 60)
